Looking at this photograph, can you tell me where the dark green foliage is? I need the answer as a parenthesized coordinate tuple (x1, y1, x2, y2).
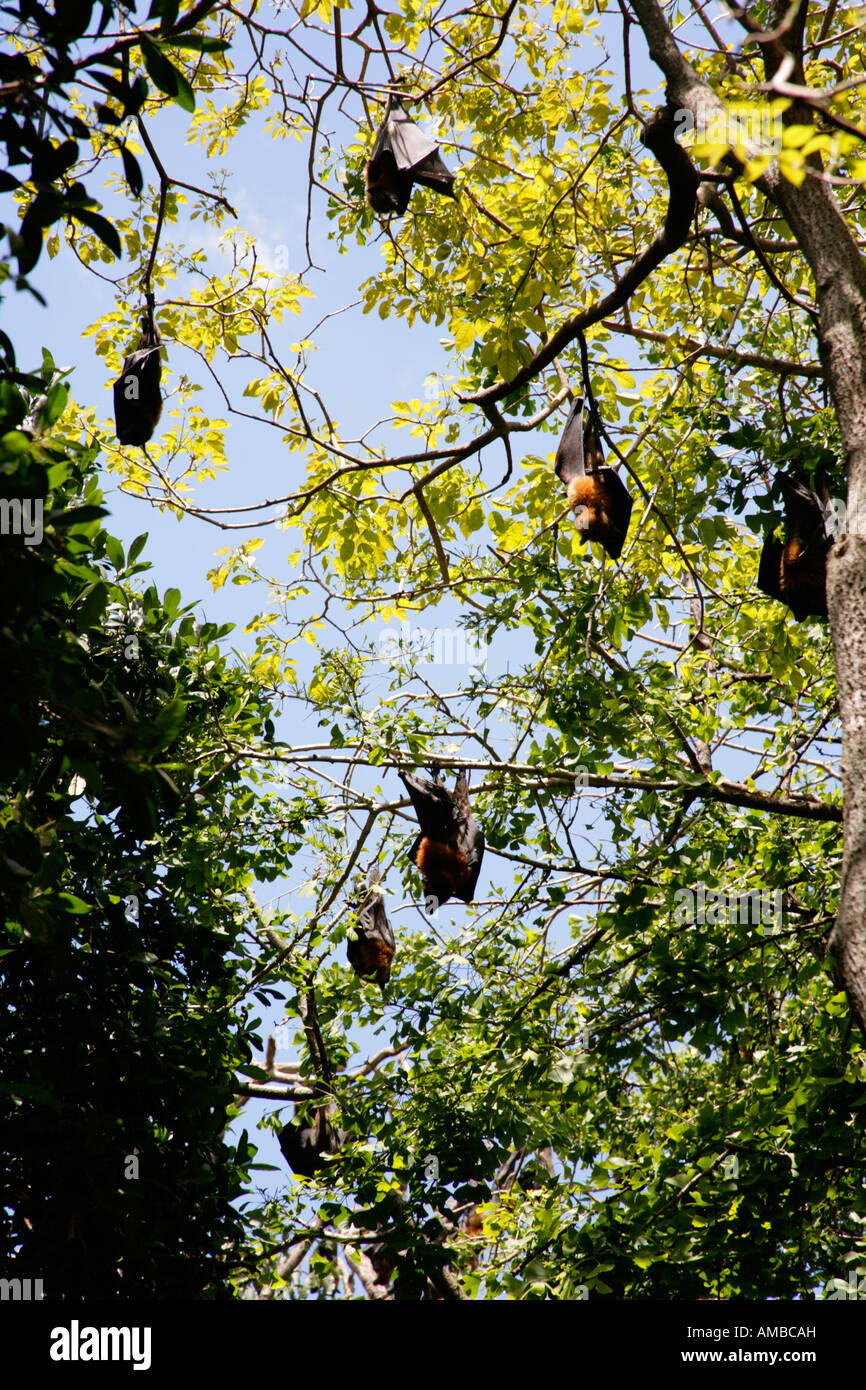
(0, 357, 268, 1298)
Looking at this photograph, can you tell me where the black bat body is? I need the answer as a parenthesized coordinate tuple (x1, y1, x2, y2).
(279, 1105, 346, 1178)
(401, 770, 484, 906)
(347, 867, 395, 987)
(555, 399, 633, 561)
(757, 472, 831, 621)
(113, 310, 162, 447)
(365, 95, 455, 216)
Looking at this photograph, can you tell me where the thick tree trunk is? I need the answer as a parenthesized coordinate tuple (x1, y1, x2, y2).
(828, 529, 866, 1034)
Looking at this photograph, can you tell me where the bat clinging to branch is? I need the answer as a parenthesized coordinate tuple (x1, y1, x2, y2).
(113, 301, 162, 447)
(365, 95, 455, 217)
(347, 866, 395, 988)
(279, 1104, 346, 1178)
(555, 398, 633, 561)
(757, 471, 832, 622)
(401, 770, 484, 907)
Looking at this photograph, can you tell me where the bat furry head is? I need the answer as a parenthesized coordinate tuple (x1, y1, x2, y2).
(347, 866, 395, 988)
(400, 769, 484, 907)
(113, 307, 163, 447)
(554, 399, 633, 561)
(365, 94, 455, 216)
(757, 470, 832, 622)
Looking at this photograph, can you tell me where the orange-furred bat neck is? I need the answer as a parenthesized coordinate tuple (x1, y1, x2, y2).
(415, 836, 473, 893)
(354, 936, 393, 985)
(566, 475, 606, 509)
(566, 474, 613, 534)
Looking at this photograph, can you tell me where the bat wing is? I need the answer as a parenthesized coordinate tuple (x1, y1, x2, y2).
(407, 829, 425, 871)
(384, 97, 440, 172)
(385, 97, 454, 195)
(127, 343, 162, 385)
(757, 534, 783, 600)
(364, 897, 395, 957)
(778, 471, 821, 510)
(595, 467, 634, 560)
(365, 151, 412, 216)
(366, 99, 415, 214)
(451, 818, 484, 903)
(113, 343, 163, 447)
(117, 342, 159, 374)
(554, 398, 586, 485)
(781, 536, 829, 620)
(450, 773, 485, 903)
(278, 1121, 320, 1177)
(582, 418, 606, 472)
(779, 472, 831, 558)
(279, 1109, 345, 1176)
(138, 315, 161, 352)
(451, 771, 471, 820)
(400, 770, 452, 840)
(762, 472, 831, 620)
(453, 830, 484, 903)
(409, 143, 455, 198)
(402, 771, 456, 903)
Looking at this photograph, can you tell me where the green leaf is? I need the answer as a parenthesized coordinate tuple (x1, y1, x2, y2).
(105, 536, 125, 571)
(147, 0, 181, 26)
(128, 533, 149, 564)
(125, 75, 150, 116)
(0, 430, 32, 458)
(56, 893, 92, 914)
(43, 382, 69, 425)
(140, 36, 196, 112)
(119, 143, 144, 198)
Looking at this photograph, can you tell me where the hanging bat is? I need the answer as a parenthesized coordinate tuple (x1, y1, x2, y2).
(278, 1103, 346, 1178)
(757, 471, 832, 621)
(347, 865, 395, 988)
(366, 1240, 396, 1286)
(113, 304, 162, 447)
(400, 769, 484, 907)
(365, 94, 455, 217)
(554, 398, 633, 560)
(462, 1204, 485, 1236)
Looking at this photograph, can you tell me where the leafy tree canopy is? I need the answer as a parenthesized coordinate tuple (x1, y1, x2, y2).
(2, 0, 865, 1302)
